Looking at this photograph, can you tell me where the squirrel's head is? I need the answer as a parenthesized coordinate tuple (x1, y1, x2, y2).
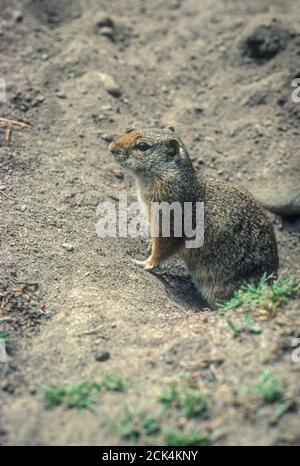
(108, 127, 192, 179)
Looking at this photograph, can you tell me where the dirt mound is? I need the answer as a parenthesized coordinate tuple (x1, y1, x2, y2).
(1, 0, 300, 446)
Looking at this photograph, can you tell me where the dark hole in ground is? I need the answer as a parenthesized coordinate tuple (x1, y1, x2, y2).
(242, 22, 292, 62)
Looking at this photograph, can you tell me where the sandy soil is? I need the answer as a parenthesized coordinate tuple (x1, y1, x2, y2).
(0, 0, 300, 445)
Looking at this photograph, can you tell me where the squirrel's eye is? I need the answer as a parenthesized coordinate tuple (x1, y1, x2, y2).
(135, 142, 151, 151)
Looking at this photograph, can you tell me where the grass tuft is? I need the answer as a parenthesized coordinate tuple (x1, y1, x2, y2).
(100, 373, 125, 392)
(162, 427, 211, 446)
(226, 312, 262, 338)
(115, 406, 160, 442)
(44, 373, 125, 410)
(114, 405, 214, 446)
(0, 331, 9, 342)
(158, 378, 209, 418)
(111, 376, 220, 446)
(44, 381, 100, 410)
(255, 368, 284, 404)
(218, 274, 299, 314)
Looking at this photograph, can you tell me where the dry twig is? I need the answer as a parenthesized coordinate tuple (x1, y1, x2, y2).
(0, 117, 32, 144)
(0, 190, 13, 200)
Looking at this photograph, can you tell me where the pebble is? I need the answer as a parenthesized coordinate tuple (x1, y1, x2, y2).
(98, 73, 122, 98)
(100, 27, 115, 40)
(95, 351, 110, 362)
(12, 11, 23, 23)
(94, 13, 114, 29)
(36, 95, 45, 103)
(100, 133, 115, 142)
(101, 104, 112, 111)
(62, 243, 74, 252)
(194, 105, 205, 113)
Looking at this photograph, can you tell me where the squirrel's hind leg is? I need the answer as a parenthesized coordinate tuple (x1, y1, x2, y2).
(131, 258, 155, 270)
(132, 237, 181, 271)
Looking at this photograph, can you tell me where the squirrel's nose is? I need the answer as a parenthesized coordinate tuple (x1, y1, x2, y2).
(108, 142, 116, 153)
(108, 141, 118, 153)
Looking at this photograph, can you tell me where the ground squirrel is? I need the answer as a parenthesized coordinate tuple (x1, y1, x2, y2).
(109, 127, 279, 306)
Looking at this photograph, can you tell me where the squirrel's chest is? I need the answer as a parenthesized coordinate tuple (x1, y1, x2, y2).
(136, 177, 173, 204)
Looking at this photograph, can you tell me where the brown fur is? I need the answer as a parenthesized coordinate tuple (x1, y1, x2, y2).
(110, 132, 142, 151)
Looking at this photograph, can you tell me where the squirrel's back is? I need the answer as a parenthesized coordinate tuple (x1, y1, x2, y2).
(180, 174, 279, 303)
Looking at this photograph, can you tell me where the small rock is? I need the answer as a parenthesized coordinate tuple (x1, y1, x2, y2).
(20, 205, 27, 212)
(92, 114, 107, 123)
(93, 13, 133, 44)
(95, 351, 110, 362)
(114, 170, 124, 180)
(55, 91, 66, 99)
(62, 243, 74, 252)
(98, 73, 122, 98)
(243, 91, 267, 107)
(194, 105, 205, 113)
(278, 125, 287, 132)
(12, 11, 23, 23)
(36, 95, 45, 103)
(100, 27, 115, 41)
(94, 13, 114, 29)
(101, 104, 112, 111)
(195, 158, 205, 167)
(100, 133, 115, 142)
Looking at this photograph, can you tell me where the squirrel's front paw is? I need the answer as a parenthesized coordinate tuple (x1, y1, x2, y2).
(131, 258, 155, 271)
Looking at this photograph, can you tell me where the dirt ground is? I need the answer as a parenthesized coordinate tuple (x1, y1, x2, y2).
(0, 0, 300, 446)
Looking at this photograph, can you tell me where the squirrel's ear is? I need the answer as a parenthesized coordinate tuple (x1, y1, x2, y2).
(167, 139, 180, 157)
